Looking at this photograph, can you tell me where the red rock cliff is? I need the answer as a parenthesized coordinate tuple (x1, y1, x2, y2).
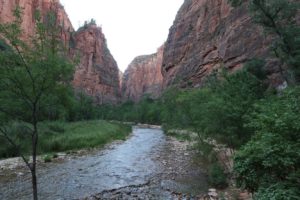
(0, 0, 121, 104)
(0, 0, 73, 45)
(72, 25, 120, 104)
(122, 46, 164, 102)
(162, 0, 278, 88)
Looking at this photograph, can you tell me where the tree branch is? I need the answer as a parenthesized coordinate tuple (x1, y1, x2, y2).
(0, 126, 31, 170)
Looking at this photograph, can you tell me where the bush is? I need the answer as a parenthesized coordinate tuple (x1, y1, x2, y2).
(48, 124, 65, 133)
(234, 87, 300, 195)
(43, 154, 52, 163)
(254, 183, 300, 200)
(208, 163, 228, 189)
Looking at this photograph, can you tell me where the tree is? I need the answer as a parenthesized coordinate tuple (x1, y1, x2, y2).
(234, 87, 300, 198)
(229, 0, 300, 84)
(192, 69, 266, 148)
(0, 7, 74, 200)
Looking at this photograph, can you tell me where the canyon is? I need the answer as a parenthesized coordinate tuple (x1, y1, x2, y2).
(0, 0, 286, 103)
(0, 0, 120, 104)
(72, 24, 120, 104)
(161, 0, 279, 88)
(121, 45, 164, 102)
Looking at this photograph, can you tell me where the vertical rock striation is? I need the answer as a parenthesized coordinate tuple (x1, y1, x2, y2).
(0, 0, 121, 104)
(122, 46, 164, 102)
(72, 25, 120, 104)
(0, 0, 73, 44)
(162, 0, 277, 88)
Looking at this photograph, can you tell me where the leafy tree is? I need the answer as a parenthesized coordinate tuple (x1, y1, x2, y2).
(67, 92, 96, 121)
(0, 7, 74, 200)
(194, 69, 266, 148)
(234, 87, 300, 197)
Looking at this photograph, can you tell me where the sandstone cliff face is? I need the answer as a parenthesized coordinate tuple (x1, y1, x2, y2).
(162, 0, 276, 88)
(72, 25, 120, 104)
(122, 46, 164, 102)
(0, 0, 121, 104)
(0, 0, 73, 44)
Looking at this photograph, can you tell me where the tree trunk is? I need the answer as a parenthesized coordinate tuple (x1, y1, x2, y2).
(31, 120, 38, 200)
(31, 167, 38, 200)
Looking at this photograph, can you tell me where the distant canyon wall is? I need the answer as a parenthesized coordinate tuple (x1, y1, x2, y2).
(1, 0, 291, 104)
(122, 46, 164, 102)
(72, 25, 120, 104)
(122, 0, 284, 102)
(0, 0, 120, 104)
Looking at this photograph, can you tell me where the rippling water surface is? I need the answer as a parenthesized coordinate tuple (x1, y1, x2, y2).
(0, 127, 165, 200)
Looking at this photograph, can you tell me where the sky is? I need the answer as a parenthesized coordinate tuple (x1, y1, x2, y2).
(59, 0, 184, 72)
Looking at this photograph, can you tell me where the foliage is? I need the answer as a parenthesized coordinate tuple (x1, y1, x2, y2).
(195, 69, 266, 148)
(77, 18, 97, 32)
(42, 154, 52, 163)
(0, 6, 74, 199)
(97, 68, 267, 149)
(39, 120, 131, 153)
(0, 7, 74, 125)
(254, 182, 300, 200)
(234, 87, 300, 196)
(0, 120, 131, 158)
(244, 58, 267, 81)
(67, 92, 97, 121)
(208, 163, 228, 189)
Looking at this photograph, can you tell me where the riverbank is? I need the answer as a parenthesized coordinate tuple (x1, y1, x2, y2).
(84, 129, 209, 199)
(0, 127, 167, 199)
(0, 120, 131, 170)
(165, 129, 252, 200)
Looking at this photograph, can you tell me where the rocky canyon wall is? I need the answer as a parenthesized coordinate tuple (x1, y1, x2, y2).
(0, 0, 120, 104)
(0, 0, 73, 45)
(122, 46, 164, 102)
(72, 25, 120, 104)
(162, 0, 279, 88)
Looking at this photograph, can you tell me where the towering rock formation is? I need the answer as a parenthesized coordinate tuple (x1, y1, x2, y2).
(72, 24, 120, 104)
(0, 0, 73, 44)
(0, 0, 121, 104)
(122, 46, 164, 102)
(162, 0, 276, 88)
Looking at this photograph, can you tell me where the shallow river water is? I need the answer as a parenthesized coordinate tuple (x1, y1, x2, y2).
(0, 127, 207, 199)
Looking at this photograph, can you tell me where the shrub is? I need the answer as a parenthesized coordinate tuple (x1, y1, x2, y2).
(208, 163, 228, 189)
(48, 124, 65, 133)
(234, 87, 300, 195)
(43, 154, 52, 163)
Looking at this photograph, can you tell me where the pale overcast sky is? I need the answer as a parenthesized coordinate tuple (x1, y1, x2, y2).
(60, 0, 184, 72)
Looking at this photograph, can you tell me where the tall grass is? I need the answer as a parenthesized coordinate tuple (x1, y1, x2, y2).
(0, 120, 131, 159)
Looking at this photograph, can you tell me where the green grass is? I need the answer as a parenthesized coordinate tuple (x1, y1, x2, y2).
(0, 120, 131, 159)
(165, 130, 191, 141)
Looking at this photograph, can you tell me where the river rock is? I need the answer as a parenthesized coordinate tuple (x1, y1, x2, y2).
(208, 188, 218, 198)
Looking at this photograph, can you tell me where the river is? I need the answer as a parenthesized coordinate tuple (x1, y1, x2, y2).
(0, 127, 208, 199)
